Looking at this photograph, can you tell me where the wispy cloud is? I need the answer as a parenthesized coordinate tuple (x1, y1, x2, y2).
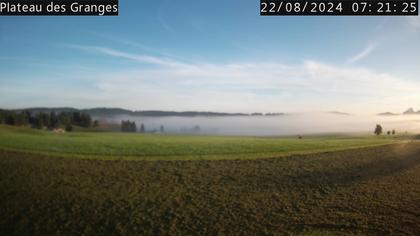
(347, 43, 377, 64)
(157, 13, 176, 35)
(63, 44, 192, 68)
(89, 32, 189, 61)
(90, 60, 419, 112)
(14, 44, 415, 113)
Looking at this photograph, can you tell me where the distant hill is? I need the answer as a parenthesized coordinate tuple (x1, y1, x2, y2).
(84, 108, 135, 116)
(325, 111, 351, 116)
(377, 108, 420, 116)
(264, 113, 285, 116)
(377, 112, 400, 116)
(403, 108, 420, 115)
(9, 107, 285, 117)
(131, 110, 250, 117)
(13, 107, 79, 114)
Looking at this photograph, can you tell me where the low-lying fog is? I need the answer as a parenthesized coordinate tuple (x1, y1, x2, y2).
(100, 113, 420, 136)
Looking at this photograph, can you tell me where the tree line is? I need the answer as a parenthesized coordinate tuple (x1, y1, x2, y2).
(0, 110, 96, 131)
(121, 120, 136, 132)
(120, 121, 150, 133)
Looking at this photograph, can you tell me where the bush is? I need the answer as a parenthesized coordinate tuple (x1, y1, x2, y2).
(65, 124, 73, 132)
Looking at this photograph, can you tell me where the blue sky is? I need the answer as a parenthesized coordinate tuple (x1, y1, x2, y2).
(1, 0, 420, 113)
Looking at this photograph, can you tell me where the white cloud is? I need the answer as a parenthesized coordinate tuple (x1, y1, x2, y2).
(86, 63, 420, 112)
(347, 43, 377, 64)
(12, 45, 415, 113)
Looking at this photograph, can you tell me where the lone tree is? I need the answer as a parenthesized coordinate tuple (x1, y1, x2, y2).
(392, 130, 396, 135)
(374, 124, 383, 136)
(387, 131, 391, 135)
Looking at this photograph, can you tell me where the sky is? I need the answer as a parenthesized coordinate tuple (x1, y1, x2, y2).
(1, 0, 420, 114)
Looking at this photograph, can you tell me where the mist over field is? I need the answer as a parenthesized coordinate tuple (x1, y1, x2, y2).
(101, 113, 420, 136)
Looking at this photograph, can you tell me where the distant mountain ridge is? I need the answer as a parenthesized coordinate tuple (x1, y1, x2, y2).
(403, 108, 420, 115)
(8, 107, 285, 117)
(377, 112, 400, 116)
(326, 111, 351, 116)
(377, 108, 420, 116)
(7, 107, 420, 117)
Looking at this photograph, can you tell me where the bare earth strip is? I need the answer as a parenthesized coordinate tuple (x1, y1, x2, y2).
(1, 143, 420, 235)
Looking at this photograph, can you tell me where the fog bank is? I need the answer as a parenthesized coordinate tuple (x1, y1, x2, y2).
(98, 113, 420, 136)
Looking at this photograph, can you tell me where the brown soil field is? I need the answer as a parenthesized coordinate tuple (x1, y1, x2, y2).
(1, 143, 420, 235)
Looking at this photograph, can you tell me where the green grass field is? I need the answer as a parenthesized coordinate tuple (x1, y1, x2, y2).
(0, 125, 406, 160)
(1, 125, 419, 235)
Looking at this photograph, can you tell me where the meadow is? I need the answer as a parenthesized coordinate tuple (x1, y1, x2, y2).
(0, 125, 405, 160)
(0, 125, 419, 235)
